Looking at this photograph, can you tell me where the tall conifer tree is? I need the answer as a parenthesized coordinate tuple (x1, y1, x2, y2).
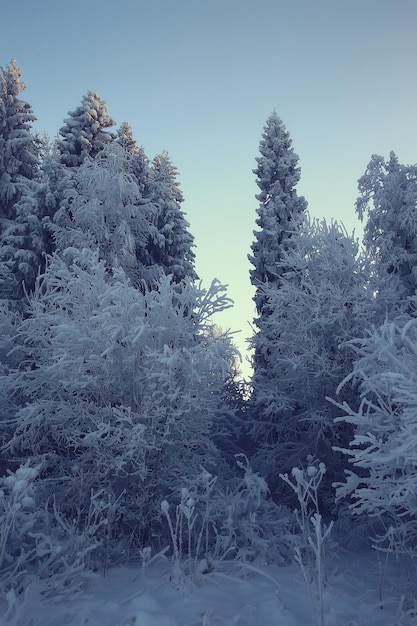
(0, 59, 40, 300)
(248, 111, 307, 314)
(0, 59, 38, 215)
(248, 112, 306, 408)
(147, 151, 197, 282)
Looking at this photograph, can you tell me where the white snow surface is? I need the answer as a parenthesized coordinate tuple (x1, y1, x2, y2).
(3, 550, 416, 626)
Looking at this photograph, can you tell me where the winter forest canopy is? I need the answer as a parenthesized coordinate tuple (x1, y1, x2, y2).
(1, 58, 417, 620)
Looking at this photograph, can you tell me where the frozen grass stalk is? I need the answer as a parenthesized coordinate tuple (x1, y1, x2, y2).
(280, 461, 333, 626)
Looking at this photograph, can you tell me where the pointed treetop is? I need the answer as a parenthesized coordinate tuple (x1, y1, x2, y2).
(115, 122, 151, 194)
(146, 150, 197, 282)
(254, 111, 302, 201)
(0, 58, 39, 215)
(57, 91, 116, 167)
(150, 150, 183, 204)
(116, 122, 139, 156)
(249, 112, 307, 312)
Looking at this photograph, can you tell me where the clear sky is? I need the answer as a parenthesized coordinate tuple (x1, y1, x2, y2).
(2, 0, 417, 378)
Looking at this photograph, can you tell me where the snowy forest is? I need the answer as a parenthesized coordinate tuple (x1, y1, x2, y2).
(1, 58, 417, 624)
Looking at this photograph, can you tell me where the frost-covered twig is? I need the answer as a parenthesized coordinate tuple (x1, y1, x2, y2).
(281, 461, 333, 626)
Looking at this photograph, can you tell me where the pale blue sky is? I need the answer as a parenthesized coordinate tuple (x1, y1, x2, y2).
(2, 0, 417, 378)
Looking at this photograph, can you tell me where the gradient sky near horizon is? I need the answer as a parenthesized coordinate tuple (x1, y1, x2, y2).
(2, 0, 417, 378)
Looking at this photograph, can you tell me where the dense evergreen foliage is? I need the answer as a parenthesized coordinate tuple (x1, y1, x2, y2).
(249, 218, 374, 508)
(248, 111, 307, 314)
(0, 59, 41, 300)
(57, 91, 116, 167)
(1, 60, 417, 601)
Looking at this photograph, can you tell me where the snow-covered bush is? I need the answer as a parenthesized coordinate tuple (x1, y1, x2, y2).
(332, 317, 417, 557)
(2, 246, 238, 561)
(0, 303, 25, 472)
(161, 457, 294, 587)
(356, 152, 417, 309)
(0, 463, 41, 596)
(211, 454, 293, 566)
(53, 143, 153, 287)
(53, 142, 197, 289)
(0, 462, 100, 608)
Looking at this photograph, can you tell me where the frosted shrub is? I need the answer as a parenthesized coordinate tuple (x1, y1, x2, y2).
(0, 463, 41, 596)
(0, 462, 102, 611)
(332, 318, 417, 558)
(162, 458, 293, 587)
(54, 142, 197, 288)
(161, 472, 217, 587)
(213, 454, 293, 566)
(0, 304, 24, 465)
(356, 152, 417, 309)
(2, 247, 238, 564)
(53, 143, 151, 288)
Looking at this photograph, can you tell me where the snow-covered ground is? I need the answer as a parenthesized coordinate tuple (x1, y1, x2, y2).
(3, 550, 417, 626)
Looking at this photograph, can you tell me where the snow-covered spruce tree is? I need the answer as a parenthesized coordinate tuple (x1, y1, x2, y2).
(248, 111, 307, 314)
(57, 91, 116, 167)
(1, 138, 70, 301)
(249, 218, 374, 509)
(0, 59, 38, 215)
(0, 59, 41, 300)
(2, 247, 237, 558)
(247, 112, 307, 494)
(356, 152, 417, 316)
(1, 178, 45, 301)
(248, 112, 307, 423)
(332, 316, 417, 557)
(53, 142, 153, 287)
(115, 122, 151, 196)
(146, 151, 197, 282)
(115, 122, 138, 156)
